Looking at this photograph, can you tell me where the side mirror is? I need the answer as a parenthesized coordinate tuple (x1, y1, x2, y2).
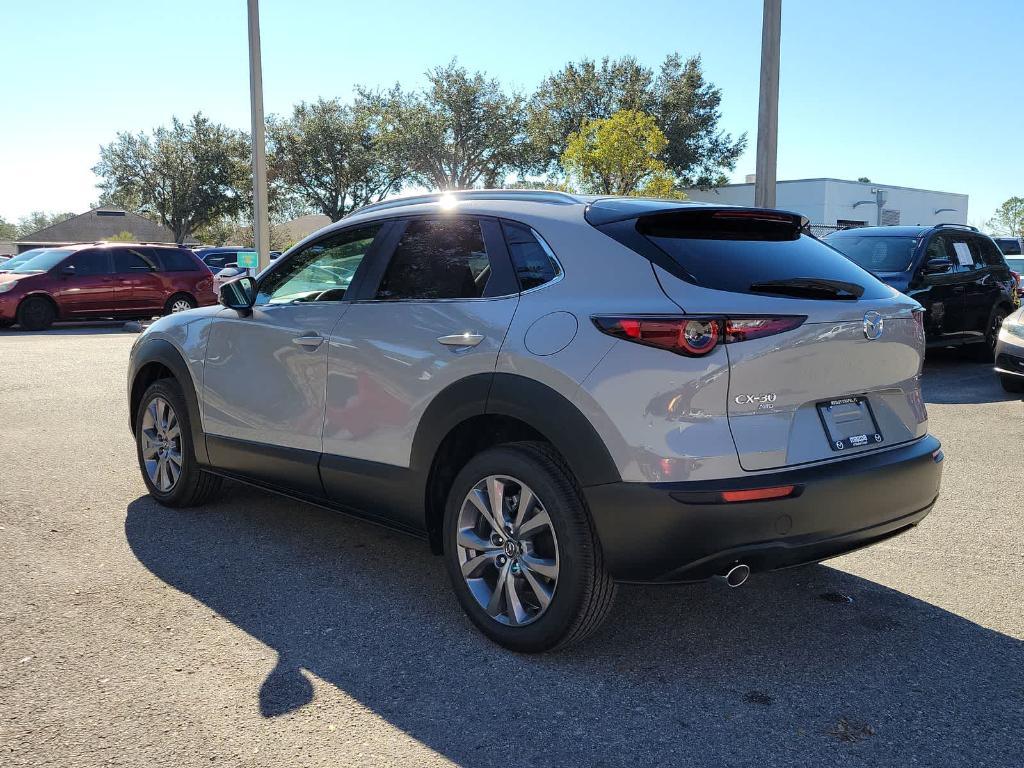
(219, 276, 257, 311)
(923, 257, 952, 275)
(61, 265, 76, 276)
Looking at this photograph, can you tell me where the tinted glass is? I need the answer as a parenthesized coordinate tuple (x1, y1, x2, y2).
(111, 248, 155, 273)
(641, 215, 890, 298)
(502, 221, 561, 290)
(947, 236, 983, 271)
(995, 238, 1022, 256)
(376, 218, 491, 300)
(826, 235, 918, 272)
(204, 254, 235, 269)
(258, 224, 381, 305)
(10, 249, 74, 273)
(67, 250, 112, 276)
(155, 248, 200, 272)
(977, 238, 1007, 267)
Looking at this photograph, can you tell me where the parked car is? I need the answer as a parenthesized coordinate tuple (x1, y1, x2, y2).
(825, 224, 1019, 358)
(0, 248, 51, 273)
(994, 306, 1024, 392)
(993, 236, 1024, 298)
(0, 243, 216, 330)
(212, 266, 245, 291)
(128, 191, 943, 652)
(194, 247, 282, 272)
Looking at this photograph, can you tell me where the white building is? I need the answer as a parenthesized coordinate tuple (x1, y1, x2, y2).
(683, 178, 968, 227)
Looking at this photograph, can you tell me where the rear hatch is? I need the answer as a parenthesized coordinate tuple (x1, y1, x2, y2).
(592, 204, 928, 471)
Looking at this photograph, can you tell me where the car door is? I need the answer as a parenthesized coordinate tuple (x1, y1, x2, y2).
(109, 247, 164, 313)
(319, 215, 520, 529)
(945, 234, 994, 341)
(911, 233, 965, 342)
(201, 223, 388, 496)
(51, 249, 114, 315)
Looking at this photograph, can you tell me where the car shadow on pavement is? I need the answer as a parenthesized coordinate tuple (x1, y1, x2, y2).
(921, 348, 1020, 404)
(125, 487, 1022, 767)
(1, 321, 137, 337)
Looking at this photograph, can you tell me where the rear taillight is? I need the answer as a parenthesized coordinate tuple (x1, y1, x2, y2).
(592, 315, 805, 356)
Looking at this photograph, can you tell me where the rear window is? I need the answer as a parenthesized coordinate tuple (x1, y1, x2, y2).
(995, 238, 1022, 256)
(154, 248, 201, 272)
(636, 211, 891, 299)
(825, 234, 918, 272)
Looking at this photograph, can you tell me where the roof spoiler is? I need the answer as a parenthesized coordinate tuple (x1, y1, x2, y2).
(584, 199, 809, 230)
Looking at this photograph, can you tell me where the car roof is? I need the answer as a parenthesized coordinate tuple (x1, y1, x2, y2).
(828, 224, 980, 238)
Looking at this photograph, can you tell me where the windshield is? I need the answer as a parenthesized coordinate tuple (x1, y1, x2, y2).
(0, 249, 49, 271)
(825, 235, 917, 272)
(9, 249, 73, 273)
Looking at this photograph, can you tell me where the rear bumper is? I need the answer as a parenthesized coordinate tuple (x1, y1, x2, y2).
(584, 435, 943, 582)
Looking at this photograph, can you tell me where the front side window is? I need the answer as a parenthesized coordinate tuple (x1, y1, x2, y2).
(111, 248, 156, 273)
(67, 250, 112, 276)
(376, 218, 492, 300)
(502, 221, 561, 290)
(257, 224, 381, 305)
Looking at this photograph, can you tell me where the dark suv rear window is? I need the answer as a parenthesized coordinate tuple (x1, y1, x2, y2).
(154, 248, 200, 272)
(995, 238, 1022, 256)
(825, 234, 917, 272)
(633, 210, 890, 299)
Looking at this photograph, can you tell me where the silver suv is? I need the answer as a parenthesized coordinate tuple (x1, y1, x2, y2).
(128, 190, 944, 652)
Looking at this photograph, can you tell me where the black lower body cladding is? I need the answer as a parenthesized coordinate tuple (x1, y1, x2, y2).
(584, 435, 943, 582)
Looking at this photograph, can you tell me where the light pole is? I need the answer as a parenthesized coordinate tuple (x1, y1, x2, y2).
(754, 0, 782, 209)
(247, 0, 270, 272)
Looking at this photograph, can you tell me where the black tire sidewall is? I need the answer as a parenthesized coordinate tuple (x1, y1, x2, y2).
(442, 444, 598, 652)
(17, 297, 55, 330)
(134, 379, 200, 506)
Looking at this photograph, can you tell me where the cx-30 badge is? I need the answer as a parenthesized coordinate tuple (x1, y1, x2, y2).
(863, 311, 884, 340)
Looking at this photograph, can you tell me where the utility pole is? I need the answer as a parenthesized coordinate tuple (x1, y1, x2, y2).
(247, 0, 270, 271)
(754, 0, 782, 209)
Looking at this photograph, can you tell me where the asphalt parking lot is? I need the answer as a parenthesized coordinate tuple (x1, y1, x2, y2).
(1, 325, 1021, 767)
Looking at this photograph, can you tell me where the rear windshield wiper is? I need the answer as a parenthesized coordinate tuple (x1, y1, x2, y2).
(749, 277, 865, 300)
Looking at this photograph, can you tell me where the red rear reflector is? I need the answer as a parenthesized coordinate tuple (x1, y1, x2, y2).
(720, 485, 795, 503)
(724, 316, 805, 342)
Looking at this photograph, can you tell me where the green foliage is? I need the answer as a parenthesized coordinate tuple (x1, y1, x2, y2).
(363, 60, 531, 189)
(268, 97, 404, 222)
(93, 113, 250, 243)
(0, 216, 17, 241)
(988, 197, 1024, 237)
(106, 230, 136, 242)
(14, 211, 76, 238)
(857, 177, 871, 183)
(562, 110, 683, 198)
(529, 53, 745, 188)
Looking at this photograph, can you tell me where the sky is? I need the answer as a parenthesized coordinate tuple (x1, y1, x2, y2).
(1, 0, 1019, 228)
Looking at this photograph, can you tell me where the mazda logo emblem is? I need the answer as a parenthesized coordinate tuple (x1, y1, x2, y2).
(863, 311, 884, 340)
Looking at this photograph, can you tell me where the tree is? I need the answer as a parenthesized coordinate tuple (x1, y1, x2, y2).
(529, 54, 745, 187)
(561, 110, 682, 197)
(268, 97, 405, 222)
(93, 113, 250, 243)
(107, 230, 136, 242)
(0, 216, 15, 241)
(988, 197, 1024, 237)
(15, 211, 76, 238)
(857, 177, 871, 183)
(366, 60, 532, 190)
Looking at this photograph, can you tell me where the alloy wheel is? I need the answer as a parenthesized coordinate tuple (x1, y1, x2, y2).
(140, 396, 183, 492)
(455, 475, 559, 626)
(170, 299, 194, 313)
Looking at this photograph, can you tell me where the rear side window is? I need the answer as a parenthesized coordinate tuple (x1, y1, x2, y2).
(977, 237, 1007, 267)
(502, 221, 561, 290)
(947, 236, 984, 272)
(636, 211, 890, 299)
(376, 218, 493, 300)
(111, 248, 156, 273)
(155, 248, 201, 272)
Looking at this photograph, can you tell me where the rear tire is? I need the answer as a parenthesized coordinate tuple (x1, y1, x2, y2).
(135, 378, 221, 507)
(442, 441, 616, 653)
(16, 296, 56, 331)
(164, 293, 197, 315)
(974, 307, 1008, 362)
(1001, 374, 1024, 393)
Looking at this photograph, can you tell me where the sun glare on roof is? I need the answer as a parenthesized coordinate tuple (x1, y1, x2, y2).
(438, 192, 458, 210)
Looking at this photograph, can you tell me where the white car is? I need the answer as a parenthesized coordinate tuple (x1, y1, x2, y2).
(995, 306, 1024, 392)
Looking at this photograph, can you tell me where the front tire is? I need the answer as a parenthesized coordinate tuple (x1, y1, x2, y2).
(1001, 374, 1024, 393)
(135, 378, 221, 507)
(16, 296, 55, 330)
(442, 442, 616, 652)
(164, 293, 197, 315)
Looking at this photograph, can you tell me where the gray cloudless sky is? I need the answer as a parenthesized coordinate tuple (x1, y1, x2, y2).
(1, 0, 1019, 226)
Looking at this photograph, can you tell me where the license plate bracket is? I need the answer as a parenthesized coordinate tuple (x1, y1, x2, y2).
(816, 396, 883, 452)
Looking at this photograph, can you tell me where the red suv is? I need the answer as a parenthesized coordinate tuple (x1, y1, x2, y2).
(0, 243, 217, 330)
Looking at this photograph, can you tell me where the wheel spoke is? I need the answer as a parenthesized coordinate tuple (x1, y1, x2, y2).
(521, 565, 553, 610)
(140, 429, 160, 459)
(166, 450, 182, 469)
(505, 571, 528, 625)
(468, 487, 505, 537)
(165, 458, 180, 486)
(486, 560, 512, 617)
(457, 526, 493, 551)
(461, 550, 499, 579)
(513, 486, 535, 531)
(521, 553, 558, 580)
(517, 509, 552, 539)
(486, 476, 509, 532)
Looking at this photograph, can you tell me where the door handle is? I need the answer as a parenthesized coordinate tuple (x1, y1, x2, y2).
(437, 332, 484, 348)
(292, 333, 324, 349)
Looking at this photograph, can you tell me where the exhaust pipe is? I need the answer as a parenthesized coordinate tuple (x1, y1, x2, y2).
(713, 564, 750, 588)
